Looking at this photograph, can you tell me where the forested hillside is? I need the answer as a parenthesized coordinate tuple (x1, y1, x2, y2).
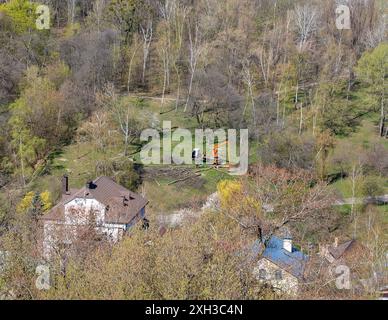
(0, 0, 387, 300)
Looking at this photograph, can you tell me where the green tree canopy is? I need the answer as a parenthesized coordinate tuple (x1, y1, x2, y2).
(0, 0, 37, 34)
(355, 43, 388, 137)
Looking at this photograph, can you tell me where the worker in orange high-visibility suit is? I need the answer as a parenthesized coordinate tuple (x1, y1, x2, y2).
(212, 141, 228, 168)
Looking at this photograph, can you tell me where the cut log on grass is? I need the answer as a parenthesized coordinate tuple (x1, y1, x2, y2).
(159, 107, 176, 115)
(167, 173, 201, 185)
(76, 151, 91, 160)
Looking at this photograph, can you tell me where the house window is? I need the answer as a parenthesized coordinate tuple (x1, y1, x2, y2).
(275, 270, 283, 280)
(259, 269, 267, 280)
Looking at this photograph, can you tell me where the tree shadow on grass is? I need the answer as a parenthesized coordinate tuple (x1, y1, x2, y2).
(42, 149, 66, 175)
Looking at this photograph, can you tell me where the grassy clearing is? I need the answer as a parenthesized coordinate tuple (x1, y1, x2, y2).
(329, 119, 388, 172)
(26, 141, 124, 203)
(328, 119, 388, 198)
(29, 96, 388, 214)
(26, 96, 237, 213)
(142, 164, 234, 213)
(353, 204, 388, 243)
(331, 175, 388, 198)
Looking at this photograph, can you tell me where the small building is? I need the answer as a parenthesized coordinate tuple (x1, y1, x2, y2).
(252, 235, 308, 295)
(41, 176, 148, 260)
(319, 238, 375, 292)
(319, 238, 365, 265)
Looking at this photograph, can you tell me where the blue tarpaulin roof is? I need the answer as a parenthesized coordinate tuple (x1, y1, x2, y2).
(252, 236, 308, 279)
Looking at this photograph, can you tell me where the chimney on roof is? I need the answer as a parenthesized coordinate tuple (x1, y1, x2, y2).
(84, 180, 94, 197)
(319, 243, 327, 256)
(122, 196, 129, 206)
(257, 226, 263, 243)
(283, 237, 293, 253)
(62, 175, 69, 195)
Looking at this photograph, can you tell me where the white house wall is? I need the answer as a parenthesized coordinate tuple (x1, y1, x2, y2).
(100, 223, 126, 242)
(65, 198, 105, 225)
(43, 221, 80, 259)
(43, 198, 145, 260)
(43, 220, 127, 260)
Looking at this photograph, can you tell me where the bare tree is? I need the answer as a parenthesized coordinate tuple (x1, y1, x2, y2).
(249, 165, 336, 241)
(362, 143, 388, 176)
(140, 20, 153, 86)
(92, 0, 107, 32)
(158, 0, 175, 94)
(362, 18, 386, 49)
(77, 110, 111, 152)
(218, 164, 336, 247)
(126, 34, 141, 93)
(159, 45, 169, 106)
(185, 19, 203, 112)
(67, 0, 76, 25)
(293, 4, 318, 51)
(100, 83, 140, 156)
(348, 0, 380, 53)
(171, 2, 188, 110)
(241, 59, 256, 126)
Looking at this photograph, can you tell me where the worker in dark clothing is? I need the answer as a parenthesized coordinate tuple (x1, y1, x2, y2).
(192, 148, 200, 168)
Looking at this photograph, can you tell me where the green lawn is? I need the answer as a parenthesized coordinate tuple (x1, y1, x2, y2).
(25, 96, 239, 213)
(328, 118, 388, 198)
(26, 96, 388, 215)
(330, 176, 388, 199)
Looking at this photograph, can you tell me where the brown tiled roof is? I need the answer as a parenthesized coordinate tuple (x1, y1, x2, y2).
(41, 176, 148, 225)
(328, 240, 355, 260)
(41, 203, 65, 221)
